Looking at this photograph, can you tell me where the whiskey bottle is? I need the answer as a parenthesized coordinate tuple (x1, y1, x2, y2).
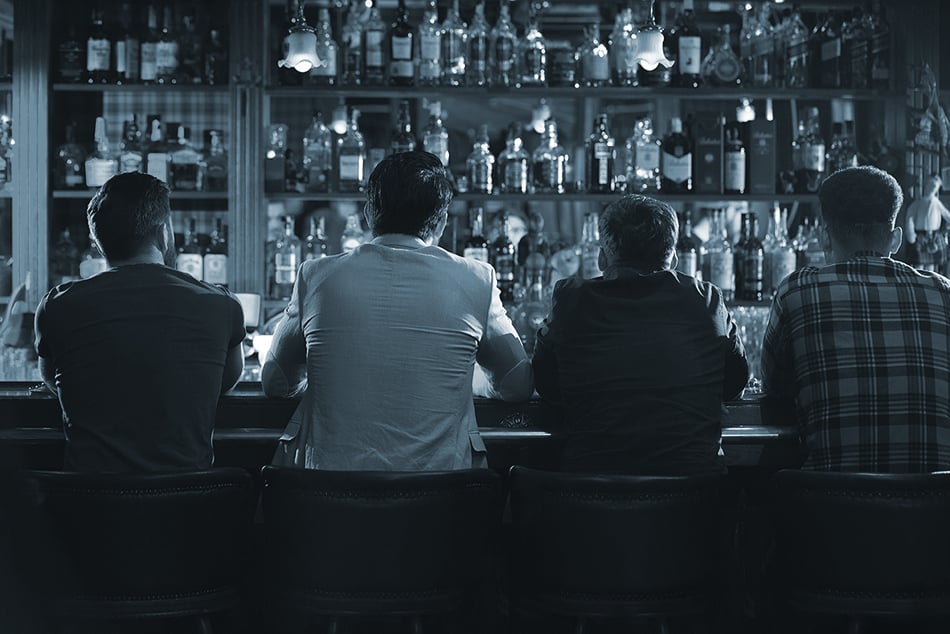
(391, 100, 417, 155)
(140, 4, 160, 83)
(489, 0, 518, 87)
(517, 210, 550, 277)
(625, 117, 661, 193)
(706, 209, 734, 302)
(115, 2, 140, 84)
(264, 123, 288, 192)
(497, 122, 530, 194)
(792, 106, 825, 194)
(85, 4, 112, 84)
(58, 24, 84, 83)
(303, 216, 328, 261)
(441, 0, 468, 87)
(178, 5, 204, 83)
(202, 130, 228, 192)
(586, 113, 615, 194)
(783, 8, 810, 88)
(608, 5, 637, 87)
(204, 28, 228, 85)
(723, 122, 746, 195)
(516, 6, 546, 87)
(203, 217, 228, 286)
(701, 24, 742, 87)
(750, 3, 776, 87)
(463, 206, 490, 263)
(661, 117, 692, 194)
(672, 0, 702, 88)
(422, 102, 449, 167)
(273, 216, 300, 299)
(336, 108, 366, 193)
(578, 211, 601, 279)
(417, 0, 442, 86)
(815, 12, 843, 89)
(156, 3, 180, 84)
(389, 0, 415, 86)
(303, 112, 332, 192)
(734, 212, 764, 302)
(176, 217, 204, 280)
(764, 204, 797, 296)
(170, 125, 203, 191)
(579, 22, 609, 87)
(341, 0, 364, 86)
(532, 119, 569, 194)
(311, 7, 339, 86)
(361, 0, 387, 86)
(118, 114, 144, 174)
(675, 210, 700, 278)
(85, 116, 118, 189)
(466, 1, 490, 87)
(466, 124, 494, 194)
(54, 123, 87, 190)
(491, 213, 516, 303)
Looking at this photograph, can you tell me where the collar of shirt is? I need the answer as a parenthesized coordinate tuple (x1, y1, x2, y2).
(370, 234, 429, 250)
(602, 264, 672, 280)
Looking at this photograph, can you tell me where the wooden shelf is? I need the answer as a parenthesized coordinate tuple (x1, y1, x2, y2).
(53, 190, 228, 200)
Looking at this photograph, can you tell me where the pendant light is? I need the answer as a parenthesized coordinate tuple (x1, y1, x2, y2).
(277, 1, 322, 73)
(633, 0, 674, 71)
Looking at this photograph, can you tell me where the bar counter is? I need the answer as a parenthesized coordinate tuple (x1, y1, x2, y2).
(0, 382, 804, 473)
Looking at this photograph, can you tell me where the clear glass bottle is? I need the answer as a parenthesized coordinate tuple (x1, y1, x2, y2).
(303, 112, 332, 192)
(337, 108, 366, 193)
(170, 125, 203, 191)
(466, 124, 494, 194)
(675, 210, 700, 278)
(463, 206, 490, 262)
(146, 116, 171, 184)
(764, 204, 797, 296)
(361, 0, 387, 86)
(489, 0, 518, 87)
(792, 106, 825, 194)
(341, 0, 364, 86)
(751, 3, 776, 87)
(303, 215, 328, 261)
(422, 101, 449, 167)
(517, 209, 550, 277)
(85, 116, 118, 189)
(79, 232, 108, 279)
(85, 4, 112, 84)
(140, 4, 160, 84)
(661, 116, 692, 194)
(341, 212, 365, 252)
(578, 211, 601, 279)
(115, 2, 140, 84)
(441, 0, 467, 86)
(273, 216, 300, 299)
(734, 212, 764, 302)
(391, 100, 417, 155)
(516, 7, 546, 87)
(466, 1, 490, 87)
(706, 209, 734, 302)
(608, 5, 637, 87)
(579, 22, 609, 87)
(827, 99, 858, 176)
(176, 217, 204, 280)
(625, 117, 661, 193)
(156, 3, 180, 84)
(118, 114, 144, 175)
(532, 119, 569, 194)
(491, 213, 516, 304)
(815, 11, 843, 89)
(54, 122, 87, 189)
(701, 24, 742, 87)
(783, 8, 810, 88)
(417, 0, 442, 86)
(202, 130, 228, 192)
(723, 122, 746, 195)
(672, 0, 702, 88)
(498, 122, 530, 194)
(203, 217, 228, 286)
(586, 113, 615, 194)
(204, 28, 229, 86)
(311, 7, 340, 86)
(389, 0, 415, 86)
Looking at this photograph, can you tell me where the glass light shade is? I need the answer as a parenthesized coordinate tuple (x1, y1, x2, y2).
(633, 25, 674, 71)
(278, 28, 320, 73)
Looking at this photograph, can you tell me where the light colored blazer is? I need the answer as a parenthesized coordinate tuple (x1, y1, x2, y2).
(262, 234, 533, 470)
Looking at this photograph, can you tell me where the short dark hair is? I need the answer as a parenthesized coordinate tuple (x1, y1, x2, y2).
(364, 151, 454, 240)
(87, 172, 171, 261)
(818, 166, 903, 248)
(599, 195, 678, 271)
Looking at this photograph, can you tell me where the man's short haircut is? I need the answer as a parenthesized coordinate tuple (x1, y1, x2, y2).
(87, 172, 171, 261)
(365, 151, 454, 240)
(818, 166, 903, 247)
(599, 194, 679, 271)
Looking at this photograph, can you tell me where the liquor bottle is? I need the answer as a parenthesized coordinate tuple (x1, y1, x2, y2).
(466, 1, 490, 87)
(341, 212, 365, 252)
(85, 116, 118, 189)
(867, 0, 890, 91)
(489, 0, 518, 88)
(750, 3, 776, 87)
(578, 211, 601, 279)
(441, 0, 467, 87)
(389, 0, 414, 87)
(203, 217, 228, 286)
(417, 0, 442, 86)
(361, 0, 386, 86)
(303, 112, 332, 192)
(738, 3, 756, 86)
(547, 40, 577, 88)
(579, 22, 609, 87)
(510, 263, 549, 355)
(273, 216, 300, 299)
(517, 210, 549, 277)
(463, 206, 490, 262)
(844, 8, 869, 90)
(54, 122, 87, 189)
(170, 126, 202, 191)
(285, 148, 301, 193)
(118, 114, 144, 174)
(516, 6, 545, 87)
(146, 116, 171, 183)
(303, 215, 328, 261)
(264, 123, 288, 192)
(311, 7, 339, 86)
(792, 106, 825, 194)
(801, 216, 826, 267)
(608, 5, 637, 87)
(586, 113, 615, 194)
(783, 8, 810, 88)
(706, 209, 734, 302)
(0, 117, 12, 191)
(827, 100, 858, 176)
(814, 12, 842, 89)
(115, 2, 140, 84)
(497, 122, 530, 194)
(178, 5, 204, 83)
(140, 4, 160, 83)
(204, 28, 228, 85)
(422, 102, 449, 167)
(625, 117, 661, 193)
(156, 3, 180, 84)
(79, 232, 108, 279)
(723, 122, 746, 195)
(466, 124, 494, 194)
(58, 23, 84, 83)
(51, 228, 81, 285)
(85, 4, 112, 84)
(672, 0, 702, 88)
(532, 119, 569, 194)
(391, 100, 417, 155)
(764, 204, 797, 296)
(176, 217, 204, 280)
(675, 211, 700, 278)
(202, 130, 228, 192)
(734, 212, 764, 302)
(491, 213, 516, 303)
(661, 117, 692, 194)
(341, 0, 364, 86)
(701, 24, 742, 87)
(337, 108, 366, 193)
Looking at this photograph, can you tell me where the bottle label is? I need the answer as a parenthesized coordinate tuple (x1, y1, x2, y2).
(709, 251, 734, 292)
(821, 38, 842, 62)
(724, 151, 746, 192)
(392, 35, 412, 60)
(65, 172, 84, 187)
(274, 254, 297, 284)
(79, 257, 108, 279)
(140, 43, 158, 81)
(463, 247, 489, 263)
(663, 151, 691, 183)
(339, 154, 363, 181)
(583, 54, 609, 82)
(636, 143, 660, 171)
(86, 38, 110, 72)
(502, 161, 529, 193)
(203, 254, 228, 285)
(805, 144, 825, 171)
(420, 33, 441, 63)
(678, 36, 701, 75)
(156, 41, 179, 74)
(390, 59, 413, 78)
(85, 158, 117, 188)
(365, 30, 384, 66)
(176, 253, 203, 280)
(469, 163, 492, 193)
(147, 153, 169, 182)
(119, 151, 143, 174)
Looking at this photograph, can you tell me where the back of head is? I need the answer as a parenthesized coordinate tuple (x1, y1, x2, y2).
(818, 166, 903, 250)
(87, 172, 171, 261)
(599, 195, 679, 271)
(365, 151, 454, 240)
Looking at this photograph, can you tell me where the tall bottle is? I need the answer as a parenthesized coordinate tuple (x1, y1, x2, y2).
(675, 210, 700, 278)
(54, 122, 87, 189)
(337, 108, 366, 193)
(85, 4, 112, 84)
(608, 5, 638, 87)
(303, 111, 332, 192)
(586, 114, 615, 194)
(579, 22, 609, 87)
(578, 211, 601, 279)
(303, 216, 328, 261)
(466, 1, 490, 87)
(661, 117, 692, 194)
(734, 212, 764, 301)
(58, 23, 84, 83)
(827, 99, 858, 175)
(867, 0, 890, 91)
(202, 130, 228, 192)
(389, 0, 415, 87)
(511, 263, 549, 356)
(417, 0, 442, 86)
(178, 5, 204, 83)
(85, 116, 118, 189)
(463, 206, 490, 263)
(491, 213, 516, 303)
(118, 114, 144, 174)
(311, 7, 340, 86)
(115, 2, 140, 84)
(361, 0, 387, 86)
(170, 125, 202, 191)
(273, 216, 300, 300)
(203, 217, 228, 286)
(517, 210, 549, 277)
(341, 213, 365, 252)
(489, 0, 518, 87)
(176, 217, 204, 280)
(625, 117, 661, 193)
(750, 3, 776, 87)
(783, 8, 811, 88)
(146, 116, 171, 183)
(792, 106, 825, 194)
(498, 122, 530, 194)
(532, 119, 569, 194)
(815, 12, 843, 89)
(672, 0, 702, 88)
(706, 209, 734, 301)
(764, 204, 797, 296)
(140, 4, 160, 83)
(341, 0, 364, 85)
(156, 3, 180, 84)
(204, 28, 229, 86)
(466, 124, 494, 194)
(442, 0, 468, 86)
(723, 122, 746, 195)
(391, 100, 417, 155)
(422, 102, 449, 167)
(516, 6, 546, 87)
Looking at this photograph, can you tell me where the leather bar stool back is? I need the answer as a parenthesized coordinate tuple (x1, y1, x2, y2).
(508, 466, 721, 633)
(26, 467, 254, 630)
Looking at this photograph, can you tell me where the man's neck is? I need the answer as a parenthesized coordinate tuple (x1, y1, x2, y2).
(107, 251, 166, 268)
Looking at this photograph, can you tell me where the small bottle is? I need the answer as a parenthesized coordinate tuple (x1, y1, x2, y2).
(578, 211, 601, 279)
(391, 100, 417, 155)
(675, 210, 700, 278)
(361, 0, 387, 86)
(303, 112, 332, 192)
(203, 217, 228, 286)
(341, 0, 364, 86)
(145, 116, 171, 183)
(54, 122, 87, 189)
(176, 217, 204, 280)
(169, 125, 203, 191)
(202, 130, 228, 192)
(463, 206, 490, 263)
(341, 213, 365, 252)
(118, 114, 144, 174)
(625, 117, 661, 193)
(417, 0, 442, 86)
(489, 0, 518, 88)
(85, 4, 112, 84)
(706, 209, 734, 302)
(303, 216, 328, 261)
(466, 1, 490, 87)
(466, 124, 494, 194)
(337, 108, 366, 193)
(723, 123, 746, 195)
(491, 213, 516, 304)
(422, 102, 449, 168)
(79, 232, 108, 279)
(661, 117, 692, 194)
(792, 106, 825, 194)
(608, 6, 638, 87)
(85, 116, 118, 189)
(672, 0, 703, 88)
(586, 113, 615, 194)
(579, 22, 609, 87)
(516, 6, 546, 87)
(441, 0, 468, 87)
(389, 0, 415, 87)
(497, 122, 530, 194)
(311, 7, 339, 86)
(156, 3, 180, 84)
(140, 4, 160, 84)
(734, 212, 764, 302)
(273, 216, 300, 299)
(265, 123, 288, 192)
(532, 119, 569, 194)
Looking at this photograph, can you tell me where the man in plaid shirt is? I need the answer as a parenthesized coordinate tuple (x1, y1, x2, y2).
(762, 166, 950, 472)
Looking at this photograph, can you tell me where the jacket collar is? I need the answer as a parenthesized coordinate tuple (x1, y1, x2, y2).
(370, 234, 430, 249)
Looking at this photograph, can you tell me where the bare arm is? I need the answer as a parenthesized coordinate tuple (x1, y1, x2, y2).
(261, 273, 307, 399)
(475, 272, 533, 402)
(220, 342, 244, 393)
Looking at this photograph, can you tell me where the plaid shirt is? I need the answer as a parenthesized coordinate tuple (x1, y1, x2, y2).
(762, 254, 950, 472)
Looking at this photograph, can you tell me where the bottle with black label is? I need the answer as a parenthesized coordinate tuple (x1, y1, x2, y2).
(586, 113, 615, 193)
(672, 0, 702, 88)
(723, 122, 746, 195)
(85, 4, 112, 84)
(734, 212, 764, 301)
(661, 117, 692, 193)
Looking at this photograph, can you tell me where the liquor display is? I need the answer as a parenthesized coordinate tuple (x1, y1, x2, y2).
(176, 217, 204, 280)
(466, 124, 494, 194)
(532, 120, 569, 194)
(462, 206, 490, 263)
(273, 216, 300, 300)
(586, 114, 615, 194)
(661, 117, 692, 194)
(491, 213, 516, 303)
(203, 217, 229, 286)
(675, 211, 700, 278)
(497, 122, 530, 194)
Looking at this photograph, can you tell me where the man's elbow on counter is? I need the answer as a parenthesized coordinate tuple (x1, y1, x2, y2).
(261, 361, 303, 399)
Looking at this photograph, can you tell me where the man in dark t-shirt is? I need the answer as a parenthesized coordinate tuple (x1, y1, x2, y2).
(34, 172, 245, 472)
(533, 195, 750, 475)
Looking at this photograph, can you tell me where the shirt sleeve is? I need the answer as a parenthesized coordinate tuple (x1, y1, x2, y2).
(260, 270, 308, 398)
(475, 268, 534, 402)
(761, 289, 794, 402)
(707, 282, 750, 401)
(33, 290, 53, 360)
(532, 280, 564, 408)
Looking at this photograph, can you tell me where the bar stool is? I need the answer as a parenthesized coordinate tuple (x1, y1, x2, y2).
(770, 469, 950, 633)
(507, 466, 721, 634)
(25, 467, 255, 633)
(260, 466, 504, 634)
